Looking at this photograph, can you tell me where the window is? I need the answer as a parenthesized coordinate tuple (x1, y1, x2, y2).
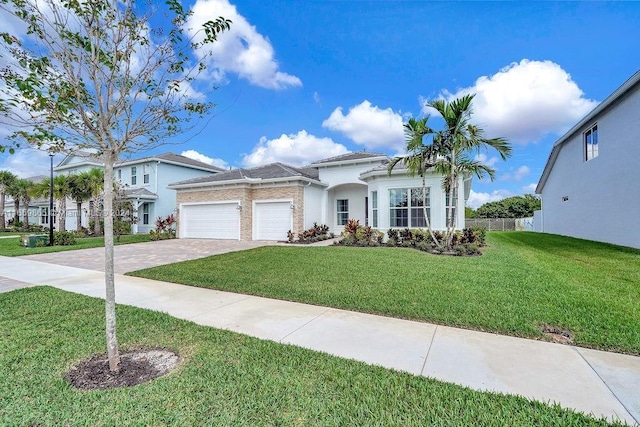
(389, 187, 429, 228)
(371, 191, 378, 227)
(445, 189, 458, 227)
(336, 199, 349, 225)
(41, 207, 49, 225)
(143, 164, 150, 184)
(584, 124, 598, 161)
(142, 203, 149, 225)
(117, 169, 122, 180)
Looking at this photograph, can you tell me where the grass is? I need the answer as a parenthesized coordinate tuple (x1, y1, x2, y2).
(130, 232, 640, 355)
(0, 233, 151, 256)
(0, 286, 621, 426)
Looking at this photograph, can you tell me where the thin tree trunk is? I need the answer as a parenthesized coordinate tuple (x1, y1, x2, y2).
(21, 197, 29, 227)
(421, 174, 441, 248)
(76, 201, 82, 232)
(103, 153, 120, 372)
(0, 190, 5, 231)
(93, 197, 102, 236)
(13, 199, 20, 224)
(58, 198, 66, 232)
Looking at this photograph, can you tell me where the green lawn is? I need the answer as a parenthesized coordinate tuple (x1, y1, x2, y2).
(0, 233, 151, 256)
(0, 287, 620, 426)
(130, 232, 640, 355)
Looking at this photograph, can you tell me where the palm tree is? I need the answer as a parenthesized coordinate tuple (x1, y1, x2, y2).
(387, 117, 442, 247)
(427, 94, 512, 249)
(31, 175, 72, 232)
(85, 168, 105, 236)
(0, 170, 17, 231)
(68, 172, 94, 232)
(9, 178, 34, 228)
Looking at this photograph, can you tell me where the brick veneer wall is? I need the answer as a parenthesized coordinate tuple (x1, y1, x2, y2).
(175, 184, 305, 240)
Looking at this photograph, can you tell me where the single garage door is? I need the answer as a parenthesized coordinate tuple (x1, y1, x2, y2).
(254, 201, 292, 241)
(181, 203, 239, 239)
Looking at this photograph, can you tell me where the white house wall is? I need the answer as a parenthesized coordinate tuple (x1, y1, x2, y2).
(328, 184, 368, 233)
(316, 161, 385, 187)
(540, 84, 640, 249)
(303, 184, 324, 229)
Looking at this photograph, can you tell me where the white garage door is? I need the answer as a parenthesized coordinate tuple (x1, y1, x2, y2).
(181, 203, 239, 239)
(254, 202, 292, 241)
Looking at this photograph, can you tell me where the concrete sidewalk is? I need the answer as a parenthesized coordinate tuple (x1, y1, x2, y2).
(0, 255, 638, 425)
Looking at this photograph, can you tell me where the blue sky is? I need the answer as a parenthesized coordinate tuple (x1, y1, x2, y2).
(1, 1, 638, 208)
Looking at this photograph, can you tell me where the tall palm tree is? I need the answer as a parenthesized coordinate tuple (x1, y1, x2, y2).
(9, 178, 34, 228)
(31, 175, 72, 232)
(427, 94, 512, 249)
(85, 168, 105, 236)
(68, 172, 94, 232)
(387, 117, 442, 247)
(0, 170, 17, 231)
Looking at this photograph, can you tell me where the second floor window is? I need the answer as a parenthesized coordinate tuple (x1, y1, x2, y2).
(143, 165, 150, 184)
(131, 166, 137, 185)
(585, 124, 598, 161)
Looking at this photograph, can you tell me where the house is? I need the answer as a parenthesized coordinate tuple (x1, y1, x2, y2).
(169, 152, 468, 241)
(535, 70, 640, 249)
(52, 151, 223, 233)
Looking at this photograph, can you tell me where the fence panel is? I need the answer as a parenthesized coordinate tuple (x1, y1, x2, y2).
(465, 218, 517, 231)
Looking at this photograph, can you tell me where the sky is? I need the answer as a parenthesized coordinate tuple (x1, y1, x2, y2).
(0, 1, 638, 208)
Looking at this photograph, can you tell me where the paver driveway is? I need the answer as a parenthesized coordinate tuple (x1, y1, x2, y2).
(21, 239, 275, 274)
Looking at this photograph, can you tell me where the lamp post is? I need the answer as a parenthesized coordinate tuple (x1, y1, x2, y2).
(49, 153, 54, 246)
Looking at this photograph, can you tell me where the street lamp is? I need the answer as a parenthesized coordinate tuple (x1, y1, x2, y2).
(49, 152, 54, 246)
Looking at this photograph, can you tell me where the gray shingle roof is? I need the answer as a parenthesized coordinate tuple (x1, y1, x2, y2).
(311, 151, 388, 165)
(117, 152, 224, 172)
(169, 162, 320, 187)
(125, 188, 158, 199)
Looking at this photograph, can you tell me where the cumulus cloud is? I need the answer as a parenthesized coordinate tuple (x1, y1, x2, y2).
(181, 150, 228, 169)
(514, 165, 530, 181)
(0, 149, 57, 178)
(423, 59, 598, 144)
(466, 189, 512, 209)
(522, 182, 538, 194)
(322, 101, 405, 151)
(242, 130, 348, 167)
(187, 0, 301, 90)
(475, 153, 499, 168)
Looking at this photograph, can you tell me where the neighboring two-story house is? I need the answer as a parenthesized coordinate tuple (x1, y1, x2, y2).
(536, 70, 640, 249)
(53, 151, 223, 233)
(169, 152, 468, 241)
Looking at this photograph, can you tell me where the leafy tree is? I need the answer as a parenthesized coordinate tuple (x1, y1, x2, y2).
(475, 194, 541, 218)
(465, 206, 476, 219)
(0, 170, 17, 230)
(31, 174, 71, 232)
(390, 94, 511, 250)
(0, 0, 231, 371)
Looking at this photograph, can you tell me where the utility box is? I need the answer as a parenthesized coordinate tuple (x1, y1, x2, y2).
(21, 234, 49, 248)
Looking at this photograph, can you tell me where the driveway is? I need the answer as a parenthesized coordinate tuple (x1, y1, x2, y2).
(21, 239, 275, 274)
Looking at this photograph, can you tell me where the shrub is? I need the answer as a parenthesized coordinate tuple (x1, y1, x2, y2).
(287, 223, 333, 244)
(150, 214, 177, 241)
(471, 226, 487, 246)
(54, 231, 76, 246)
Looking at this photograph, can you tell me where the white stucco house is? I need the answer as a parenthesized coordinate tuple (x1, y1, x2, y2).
(169, 152, 468, 241)
(51, 151, 223, 233)
(536, 70, 640, 249)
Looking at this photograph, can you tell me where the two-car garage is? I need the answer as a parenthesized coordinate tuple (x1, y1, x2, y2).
(179, 200, 292, 241)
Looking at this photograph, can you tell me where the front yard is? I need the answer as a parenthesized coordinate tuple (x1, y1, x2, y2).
(130, 232, 640, 355)
(0, 287, 620, 426)
(0, 233, 151, 256)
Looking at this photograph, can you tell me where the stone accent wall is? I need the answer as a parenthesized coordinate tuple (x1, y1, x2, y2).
(175, 184, 305, 240)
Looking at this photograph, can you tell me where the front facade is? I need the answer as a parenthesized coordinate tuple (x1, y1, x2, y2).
(536, 70, 640, 249)
(53, 152, 223, 233)
(170, 152, 470, 241)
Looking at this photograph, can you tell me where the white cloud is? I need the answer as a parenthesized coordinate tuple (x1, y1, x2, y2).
(514, 165, 530, 181)
(187, 0, 301, 90)
(0, 149, 58, 178)
(466, 189, 512, 209)
(322, 101, 405, 151)
(313, 91, 321, 104)
(424, 59, 598, 144)
(181, 150, 228, 169)
(475, 153, 499, 168)
(242, 130, 348, 167)
(522, 182, 538, 194)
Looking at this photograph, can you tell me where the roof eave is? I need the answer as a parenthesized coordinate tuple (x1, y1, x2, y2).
(310, 155, 388, 168)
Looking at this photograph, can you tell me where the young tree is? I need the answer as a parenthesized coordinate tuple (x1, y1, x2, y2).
(31, 174, 71, 232)
(68, 172, 94, 232)
(9, 178, 33, 227)
(0, 170, 17, 230)
(0, 0, 231, 371)
(389, 95, 512, 250)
